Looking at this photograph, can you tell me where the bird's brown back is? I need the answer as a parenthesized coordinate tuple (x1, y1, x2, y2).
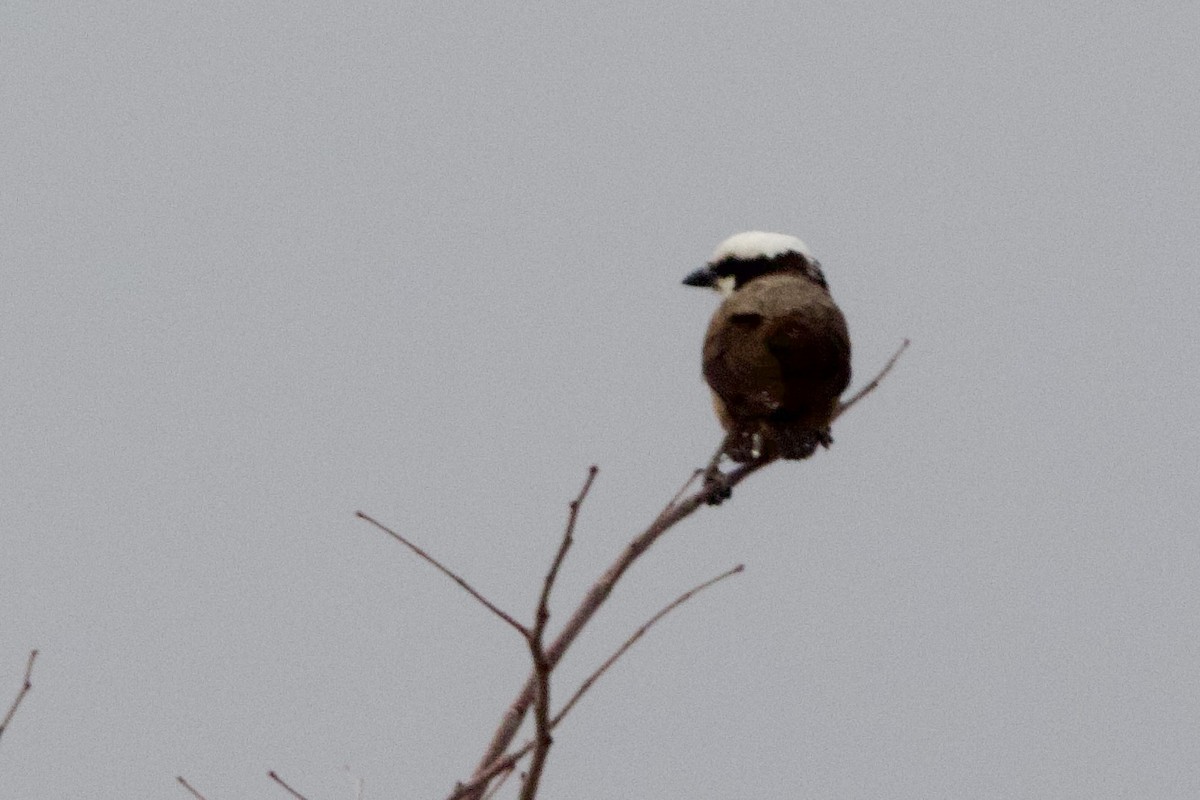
(702, 272, 851, 431)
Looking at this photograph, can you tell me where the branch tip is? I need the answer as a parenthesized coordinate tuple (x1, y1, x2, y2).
(0, 649, 39, 746)
(834, 337, 909, 420)
(357, 512, 528, 637)
(177, 776, 210, 800)
(269, 770, 311, 800)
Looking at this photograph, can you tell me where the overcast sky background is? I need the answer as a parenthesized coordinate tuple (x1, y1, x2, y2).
(4, 3, 1199, 798)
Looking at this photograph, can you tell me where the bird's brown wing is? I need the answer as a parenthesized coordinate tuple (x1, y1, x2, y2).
(702, 308, 785, 421)
(702, 279, 851, 429)
(763, 306, 852, 422)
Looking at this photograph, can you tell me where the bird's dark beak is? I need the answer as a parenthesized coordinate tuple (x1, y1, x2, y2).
(682, 265, 717, 288)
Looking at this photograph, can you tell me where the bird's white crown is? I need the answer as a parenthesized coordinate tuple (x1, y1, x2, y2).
(710, 231, 813, 264)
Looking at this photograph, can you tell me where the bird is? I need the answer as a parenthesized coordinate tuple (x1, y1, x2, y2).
(683, 231, 852, 465)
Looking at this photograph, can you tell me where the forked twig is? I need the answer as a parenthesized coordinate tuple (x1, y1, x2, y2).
(0, 649, 38, 745)
(356, 511, 528, 637)
(481, 765, 515, 800)
(452, 465, 765, 798)
(522, 466, 598, 800)
(454, 563, 745, 798)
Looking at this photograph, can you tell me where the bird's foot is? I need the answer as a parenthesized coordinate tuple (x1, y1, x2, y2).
(702, 467, 733, 506)
(776, 427, 832, 460)
(723, 431, 761, 463)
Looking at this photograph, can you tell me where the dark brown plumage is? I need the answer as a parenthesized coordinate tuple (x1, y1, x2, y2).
(684, 232, 851, 462)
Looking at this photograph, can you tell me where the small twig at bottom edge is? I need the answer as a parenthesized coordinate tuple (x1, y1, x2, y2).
(176, 777, 209, 800)
(269, 770, 311, 800)
(452, 564, 745, 799)
(0, 649, 38, 744)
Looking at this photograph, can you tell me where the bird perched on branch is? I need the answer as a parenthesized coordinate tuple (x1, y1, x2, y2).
(684, 231, 852, 464)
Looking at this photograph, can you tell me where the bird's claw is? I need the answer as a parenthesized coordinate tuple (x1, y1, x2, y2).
(702, 468, 733, 506)
(723, 431, 761, 463)
(775, 426, 832, 460)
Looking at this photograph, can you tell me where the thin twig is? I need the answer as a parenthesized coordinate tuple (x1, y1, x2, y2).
(536, 466, 598, 631)
(454, 564, 746, 798)
(701, 435, 729, 482)
(268, 770, 311, 800)
(833, 338, 909, 421)
(356, 511, 528, 637)
(481, 765, 515, 800)
(176, 776, 209, 800)
(670, 468, 705, 509)
(554, 563, 744, 725)
(456, 750, 527, 800)
(451, 340, 908, 800)
(522, 466, 597, 800)
(0, 649, 38, 745)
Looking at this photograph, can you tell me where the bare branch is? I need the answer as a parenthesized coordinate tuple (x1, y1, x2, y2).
(453, 564, 745, 798)
(451, 340, 908, 800)
(356, 511, 528, 637)
(453, 475, 762, 799)
(176, 776, 209, 800)
(0, 649, 38, 745)
(268, 770, 311, 800)
(833, 338, 910, 421)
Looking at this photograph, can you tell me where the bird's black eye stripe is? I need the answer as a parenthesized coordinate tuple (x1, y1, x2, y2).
(715, 252, 830, 290)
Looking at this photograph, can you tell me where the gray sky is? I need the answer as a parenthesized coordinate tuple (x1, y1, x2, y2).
(4, 2, 1199, 798)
